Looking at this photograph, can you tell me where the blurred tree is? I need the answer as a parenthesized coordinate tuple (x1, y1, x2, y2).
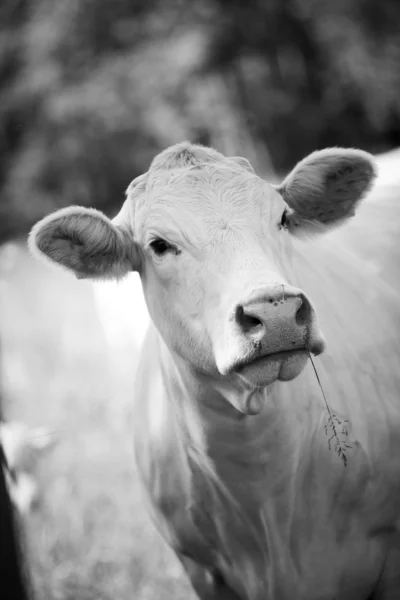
(0, 0, 399, 243)
(203, 0, 400, 171)
(0, 0, 203, 241)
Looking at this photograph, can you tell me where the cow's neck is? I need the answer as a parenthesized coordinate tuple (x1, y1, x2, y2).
(155, 330, 302, 507)
(151, 330, 312, 592)
(143, 330, 381, 598)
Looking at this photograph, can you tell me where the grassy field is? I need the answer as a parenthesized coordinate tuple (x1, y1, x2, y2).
(0, 243, 195, 600)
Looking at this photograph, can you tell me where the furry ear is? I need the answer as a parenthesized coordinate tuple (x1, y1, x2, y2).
(277, 148, 377, 237)
(28, 206, 138, 280)
(229, 156, 255, 173)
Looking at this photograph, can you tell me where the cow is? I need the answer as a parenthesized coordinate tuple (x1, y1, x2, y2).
(28, 142, 400, 599)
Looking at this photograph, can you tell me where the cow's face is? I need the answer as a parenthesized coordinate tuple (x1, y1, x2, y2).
(29, 143, 376, 399)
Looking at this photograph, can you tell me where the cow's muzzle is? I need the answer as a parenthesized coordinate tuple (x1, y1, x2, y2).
(216, 284, 325, 386)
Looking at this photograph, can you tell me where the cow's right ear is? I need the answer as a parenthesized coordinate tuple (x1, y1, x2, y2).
(28, 206, 139, 280)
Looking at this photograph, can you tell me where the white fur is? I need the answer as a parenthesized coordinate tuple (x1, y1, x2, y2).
(28, 206, 111, 273)
(277, 147, 377, 236)
(29, 205, 136, 280)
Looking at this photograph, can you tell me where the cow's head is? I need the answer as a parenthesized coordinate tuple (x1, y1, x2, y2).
(29, 143, 376, 402)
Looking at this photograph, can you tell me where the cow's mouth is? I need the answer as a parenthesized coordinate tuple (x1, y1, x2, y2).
(232, 348, 310, 388)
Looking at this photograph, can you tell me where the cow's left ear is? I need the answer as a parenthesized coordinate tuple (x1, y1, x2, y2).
(29, 206, 139, 280)
(276, 148, 377, 237)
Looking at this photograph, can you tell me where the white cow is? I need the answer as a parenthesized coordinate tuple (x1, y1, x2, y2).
(29, 142, 400, 599)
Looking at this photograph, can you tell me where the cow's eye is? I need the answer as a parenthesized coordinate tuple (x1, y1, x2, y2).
(149, 238, 174, 256)
(280, 209, 289, 229)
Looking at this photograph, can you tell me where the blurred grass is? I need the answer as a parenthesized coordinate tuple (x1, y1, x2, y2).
(0, 242, 195, 600)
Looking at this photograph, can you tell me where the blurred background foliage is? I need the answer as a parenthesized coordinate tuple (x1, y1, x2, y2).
(1, 0, 400, 241)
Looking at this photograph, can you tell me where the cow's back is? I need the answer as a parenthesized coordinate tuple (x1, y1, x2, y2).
(293, 189, 400, 440)
(288, 188, 400, 537)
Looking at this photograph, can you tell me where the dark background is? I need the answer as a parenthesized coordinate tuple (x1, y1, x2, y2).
(1, 0, 400, 242)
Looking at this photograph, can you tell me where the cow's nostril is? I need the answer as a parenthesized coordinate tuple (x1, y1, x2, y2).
(295, 297, 310, 327)
(236, 305, 263, 333)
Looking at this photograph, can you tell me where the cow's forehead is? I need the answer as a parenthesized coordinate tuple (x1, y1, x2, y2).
(146, 163, 263, 206)
(132, 166, 283, 243)
(126, 143, 284, 241)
